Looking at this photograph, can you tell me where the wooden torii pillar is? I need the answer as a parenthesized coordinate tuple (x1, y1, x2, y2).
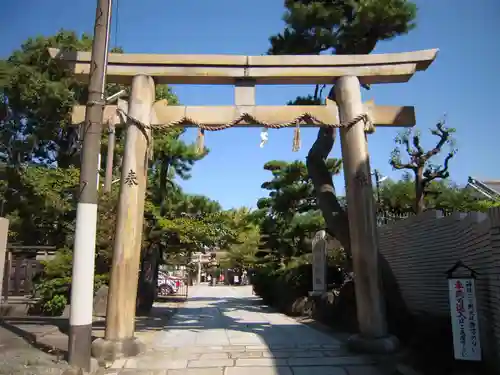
(55, 47, 438, 359)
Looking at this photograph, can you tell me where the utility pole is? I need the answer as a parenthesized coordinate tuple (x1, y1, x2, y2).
(68, 0, 112, 371)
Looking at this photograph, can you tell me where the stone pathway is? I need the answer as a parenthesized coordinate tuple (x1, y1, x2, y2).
(107, 285, 386, 375)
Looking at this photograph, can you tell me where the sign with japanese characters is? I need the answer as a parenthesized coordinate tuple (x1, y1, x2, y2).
(448, 278, 482, 361)
(311, 230, 327, 295)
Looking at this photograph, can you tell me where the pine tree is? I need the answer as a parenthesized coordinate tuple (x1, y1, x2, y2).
(268, 0, 417, 254)
(256, 159, 340, 264)
(267, 0, 419, 334)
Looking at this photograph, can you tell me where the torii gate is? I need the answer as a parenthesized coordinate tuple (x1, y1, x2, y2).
(52, 47, 438, 360)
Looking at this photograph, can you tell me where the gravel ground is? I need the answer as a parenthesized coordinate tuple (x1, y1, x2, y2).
(0, 325, 72, 375)
(0, 299, 183, 375)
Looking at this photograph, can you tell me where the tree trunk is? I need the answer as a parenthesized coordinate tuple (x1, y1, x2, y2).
(159, 157, 171, 216)
(415, 167, 425, 214)
(306, 127, 351, 252)
(306, 117, 412, 338)
(136, 244, 159, 315)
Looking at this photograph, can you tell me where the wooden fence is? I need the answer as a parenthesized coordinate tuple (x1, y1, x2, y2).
(2, 246, 55, 300)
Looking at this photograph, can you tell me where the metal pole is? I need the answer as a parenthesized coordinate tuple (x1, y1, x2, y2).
(97, 152, 102, 190)
(68, 0, 112, 370)
(104, 122, 115, 193)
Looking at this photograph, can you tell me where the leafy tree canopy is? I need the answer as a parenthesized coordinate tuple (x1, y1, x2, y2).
(0, 30, 243, 314)
(379, 175, 500, 215)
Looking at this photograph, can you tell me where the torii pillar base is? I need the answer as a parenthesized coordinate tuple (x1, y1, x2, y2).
(92, 337, 145, 362)
(347, 333, 400, 355)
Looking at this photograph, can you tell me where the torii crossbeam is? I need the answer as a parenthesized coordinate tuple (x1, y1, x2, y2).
(49, 48, 437, 85)
(71, 99, 416, 129)
(50, 47, 438, 361)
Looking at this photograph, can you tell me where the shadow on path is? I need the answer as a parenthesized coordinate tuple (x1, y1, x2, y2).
(112, 285, 387, 375)
(0, 302, 179, 361)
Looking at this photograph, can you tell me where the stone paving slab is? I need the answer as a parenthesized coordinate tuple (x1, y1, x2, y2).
(117, 371, 168, 375)
(262, 350, 325, 358)
(235, 357, 288, 367)
(291, 367, 348, 375)
(110, 285, 389, 375)
(198, 352, 230, 359)
(124, 357, 188, 369)
(230, 350, 264, 358)
(287, 356, 374, 366)
(225, 367, 293, 375)
(187, 359, 234, 368)
(345, 365, 387, 375)
(169, 369, 224, 375)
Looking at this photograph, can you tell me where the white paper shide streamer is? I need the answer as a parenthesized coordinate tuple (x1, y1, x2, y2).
(260, 127, 269, 148)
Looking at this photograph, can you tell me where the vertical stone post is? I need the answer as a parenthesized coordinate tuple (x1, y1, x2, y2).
(335, 76, 398, 353)
(309, 230, 327, 297)
(197, 253, 202, 284)
(0, 218, 9, 302)
(92, 75, 155, 360)
(2, 251, 11, 303)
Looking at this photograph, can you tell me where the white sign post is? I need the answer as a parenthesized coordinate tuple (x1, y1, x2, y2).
(447, 262, 482, 361)
(309, 230, 327, 297)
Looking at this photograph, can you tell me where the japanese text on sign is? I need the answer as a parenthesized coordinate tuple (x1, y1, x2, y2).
(448, 278, 482, 361)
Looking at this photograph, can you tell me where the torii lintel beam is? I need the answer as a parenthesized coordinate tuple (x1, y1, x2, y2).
(49, 48, 438, 85)
(71, 99, 416, 129)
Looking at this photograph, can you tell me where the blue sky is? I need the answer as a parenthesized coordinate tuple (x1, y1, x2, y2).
(2, 0, 499, 209)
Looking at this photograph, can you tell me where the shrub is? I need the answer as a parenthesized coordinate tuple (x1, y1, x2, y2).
(31, 276, 71, 316)
(252, 262, 344, 314)
(94, 274, 109, 292)
(31, 248, 110, 316)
